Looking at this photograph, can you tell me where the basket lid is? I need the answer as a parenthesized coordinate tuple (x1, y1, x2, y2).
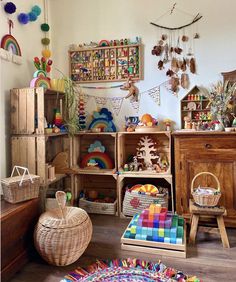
(1, 175, 40, 185)
(38, 207, 89, 229)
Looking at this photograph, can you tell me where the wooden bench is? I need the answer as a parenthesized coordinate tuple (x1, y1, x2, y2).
(189, 199, 230, 248)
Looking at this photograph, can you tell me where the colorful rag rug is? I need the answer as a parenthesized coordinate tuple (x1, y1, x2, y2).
(61, 258, 200, 282)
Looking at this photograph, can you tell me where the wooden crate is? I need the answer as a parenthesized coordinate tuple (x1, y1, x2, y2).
(117, 132, 171, 175)
(72, 132, 117, 174)
(121, 223, 187, 258)
(75, 173, 118, 214)
(11, 134, 71, 185)
(117, 174, 174, 218)
(10, 87, 65, 134)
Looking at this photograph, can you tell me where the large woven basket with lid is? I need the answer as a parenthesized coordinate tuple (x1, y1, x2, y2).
(34, 191, 92, 266)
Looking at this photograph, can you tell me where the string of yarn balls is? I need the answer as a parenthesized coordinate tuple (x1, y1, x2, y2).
(18, 13, 29, 24)
(41, 38, 50, 45)
(41, 23, 50, 32)
(42, 49, 51, 58)
(4, 2, 16, 14)
(28, 11, 37, 22)
(31, 5, 41, 16)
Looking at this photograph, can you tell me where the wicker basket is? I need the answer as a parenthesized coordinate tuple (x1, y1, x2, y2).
(79, 198, 117, 215)
(122, 187, 168, 217)
(1, 166, 40, 204)
(34, 191, 92, 266)
(191, 172, 221, 207)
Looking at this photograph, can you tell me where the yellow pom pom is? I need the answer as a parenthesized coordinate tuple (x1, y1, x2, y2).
(42, 49, 51, 58)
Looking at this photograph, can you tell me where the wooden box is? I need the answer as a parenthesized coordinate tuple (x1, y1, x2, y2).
(1, 198, 40, 282)
(117, 132, 171, 175)
(72, 132, 117, 174)
(117, 174, 174, 217)
(69, 43, 143, 83)
(11, 134, 71, 185)
(75, 174, 118, 215)
(10, 87, 65, 134)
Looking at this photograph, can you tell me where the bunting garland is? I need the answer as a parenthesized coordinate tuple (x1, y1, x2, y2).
(109, 97, 124, 116)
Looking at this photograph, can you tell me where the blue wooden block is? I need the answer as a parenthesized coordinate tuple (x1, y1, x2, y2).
(147, 228, 153, 236)
(157, 237, 164, 242)
(135, 234, 142, 240)
(153, 220, 159, 228)
(170, 237, 177, 244)
(170, 227, 177, 238)
(136, 226, 142, 234)
(164, 228, 170, 238)
(176, 238, 183, 244)
(153, 235, 159, 242)
(124, 231, 131, 238)
(164, 237, 170, 243)
(147, 235, 153, 241)
(129, 234, 136, 239)
(141, 234, 147, 240)
(142, 227, 148, 235)
(152, 228, 158, 236)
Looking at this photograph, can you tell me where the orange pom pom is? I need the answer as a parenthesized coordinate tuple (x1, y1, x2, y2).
(140, 114, 153, 125)
(42, 49, 51, 58)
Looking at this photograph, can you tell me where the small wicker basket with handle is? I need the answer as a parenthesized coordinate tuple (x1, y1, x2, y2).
(1, 166, 40, 204)
(34, 191, 92, 266)
(191, 172, 221, 207)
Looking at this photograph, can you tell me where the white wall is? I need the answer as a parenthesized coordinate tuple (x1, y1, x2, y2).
(0, 0, 45, 178)
(49, 0, 236, 130)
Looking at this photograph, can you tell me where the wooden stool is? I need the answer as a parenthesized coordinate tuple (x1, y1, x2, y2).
(189, 199, 230, 248)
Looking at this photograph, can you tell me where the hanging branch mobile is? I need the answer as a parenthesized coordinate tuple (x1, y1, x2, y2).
(150, 3, 202, 93)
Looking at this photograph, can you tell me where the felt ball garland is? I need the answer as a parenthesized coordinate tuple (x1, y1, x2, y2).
(31, 5, 41, 16)
(28, 11, 37, 22)
(4, 2, 16, 14)
(18, 13, 29, 24)
(41, 23, 50, 32)
(41, 38, 50, 45)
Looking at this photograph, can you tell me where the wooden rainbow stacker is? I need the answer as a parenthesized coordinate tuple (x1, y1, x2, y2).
(121, 204, 186, 258)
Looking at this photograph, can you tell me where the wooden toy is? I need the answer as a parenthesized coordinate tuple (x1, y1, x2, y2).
(135, 114, 159, 132)
(88, 108, 116, 132)
(121, 204, 186, 257)
(120, 77, 139, 101)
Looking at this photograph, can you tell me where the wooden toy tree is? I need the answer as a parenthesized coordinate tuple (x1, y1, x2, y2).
(136, 136, 159, 167)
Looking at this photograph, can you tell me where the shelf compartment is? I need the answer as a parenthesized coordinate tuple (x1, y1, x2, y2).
(117, 132, 171, 175)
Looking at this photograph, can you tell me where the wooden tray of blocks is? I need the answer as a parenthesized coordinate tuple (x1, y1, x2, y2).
(121, 204, 186, 258)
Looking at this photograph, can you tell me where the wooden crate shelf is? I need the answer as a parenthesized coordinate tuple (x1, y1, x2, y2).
(11, 87, 66, 135)
(117, 131, 171, 175)
(11, 134, 71, 185)
(117, 174, 174, 218)
(75, 173, 118, 215)
(72, 132, 117, 173)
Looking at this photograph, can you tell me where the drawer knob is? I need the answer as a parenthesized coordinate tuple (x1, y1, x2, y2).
(205, 143, 212, 149)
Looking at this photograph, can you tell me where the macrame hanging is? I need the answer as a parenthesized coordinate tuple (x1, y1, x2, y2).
(150, 3, 202, 93)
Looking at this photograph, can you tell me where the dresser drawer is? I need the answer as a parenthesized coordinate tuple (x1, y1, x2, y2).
(178, 136, 236, 150)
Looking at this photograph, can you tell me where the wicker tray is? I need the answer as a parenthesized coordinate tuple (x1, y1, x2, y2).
(79, 198, 117, 215)
(191, 172, 221, 207)
(1, 166, 40, 204)
(135, 126, 159, 132)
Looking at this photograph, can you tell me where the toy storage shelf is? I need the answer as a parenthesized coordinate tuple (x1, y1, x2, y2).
(72, 132, 117, 174)
(117, 131, 171, 175)
(180, 86, 211, 129)
(117, 174, 174, 218)
(10, 87, 65, 135)
(75, 173, 118, 215)
(69, 44, 143, 83)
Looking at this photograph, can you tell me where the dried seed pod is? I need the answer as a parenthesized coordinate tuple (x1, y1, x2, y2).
(177, 59, 183, 68)
(185, 58, 190, 66)
(171, 57, 179, 72)
(181, 58, 187, 72)
(190, 57, 196, 74)
(158, 60, 164, 70)
(161, 34, 168, 40)
(181, 73, 190, 89)
(170, 77, 180, 93)
(174, 47, 183, 55)
(166, 69, 175, 77)
(156, 45, 163, 56)
(194, 33, 200, 39)
(182, 35, 189, 42)
(158, 40, 164, 46)
(151, 49, 156, 55)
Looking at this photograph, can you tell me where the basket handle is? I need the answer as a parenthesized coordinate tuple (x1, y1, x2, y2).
(56, 191, 67, 219)
(11, 166, 33, 186)
(191, 172, 221, 193)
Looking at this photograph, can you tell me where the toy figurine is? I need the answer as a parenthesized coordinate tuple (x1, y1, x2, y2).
(120, 77, 139, 101)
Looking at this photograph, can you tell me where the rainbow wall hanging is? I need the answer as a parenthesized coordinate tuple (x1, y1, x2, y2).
(0, 20, 22, 65)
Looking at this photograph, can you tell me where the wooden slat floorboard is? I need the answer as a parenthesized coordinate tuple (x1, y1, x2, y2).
(8, 215, 236, 282)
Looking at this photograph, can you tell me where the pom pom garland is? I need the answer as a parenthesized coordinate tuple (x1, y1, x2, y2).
(41, 38, 50, 45)
(4, 2, 16, 14)
(18, 13, 29, 25)
(31, 5, 41, 16)
(42, 49, 51, 58)
(28, 11, 37, 22)
(41, 23, 50, 32)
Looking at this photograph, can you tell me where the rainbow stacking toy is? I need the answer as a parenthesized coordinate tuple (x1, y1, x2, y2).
(121, 204, 186, 258)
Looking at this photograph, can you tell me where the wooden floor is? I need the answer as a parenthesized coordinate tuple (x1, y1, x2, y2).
(9, 215, 236, 282)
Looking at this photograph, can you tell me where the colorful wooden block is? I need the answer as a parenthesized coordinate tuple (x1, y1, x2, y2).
(170, 227, 177, 238)
(131, 226, 136, 234)
(135, 234, 142, 240)
(147, 228, 153, 236)
(164, 237, 170, 243)
(148, 221, 153, 228)
(142, 220, 148, 227)
(153, 235, 159, 242)
(170, 237, 177, 244)
(141, 234, 147, 240)
(142, 227, 148, 235)
(147, 235, 153, 241)
(165, 216, 172, 229)
(177, 226, 184, 238)
(124, 231, 131, 238)
(178, 217, 184, 227)
(157, 237, 164, 242)
(176, 238, 183, 244)
(153, 220, 159, 228)
(159, 212, 167, 221)
(164, 228, 170, 238)
(159, 220, 165, 228)
(136, 226, 142, 234)
(158, 228, 164, 237)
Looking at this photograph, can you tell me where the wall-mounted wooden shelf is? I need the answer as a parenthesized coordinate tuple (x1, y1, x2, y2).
(69, 44, 143, 83)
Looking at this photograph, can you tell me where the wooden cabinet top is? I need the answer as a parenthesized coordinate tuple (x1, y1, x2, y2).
(172, 131, 236, 137)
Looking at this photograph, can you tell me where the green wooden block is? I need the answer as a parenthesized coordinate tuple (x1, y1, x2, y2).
(164, 228, 170, 238)
(177, 226, 184, 238)
(131, 226, 137, 234)
(178, 217, 184, 227)
(158, 228, 164, 237)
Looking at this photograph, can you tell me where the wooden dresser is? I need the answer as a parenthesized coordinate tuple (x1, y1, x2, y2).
(173, 132, 236, 227)
(1, 198, 40, 282)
